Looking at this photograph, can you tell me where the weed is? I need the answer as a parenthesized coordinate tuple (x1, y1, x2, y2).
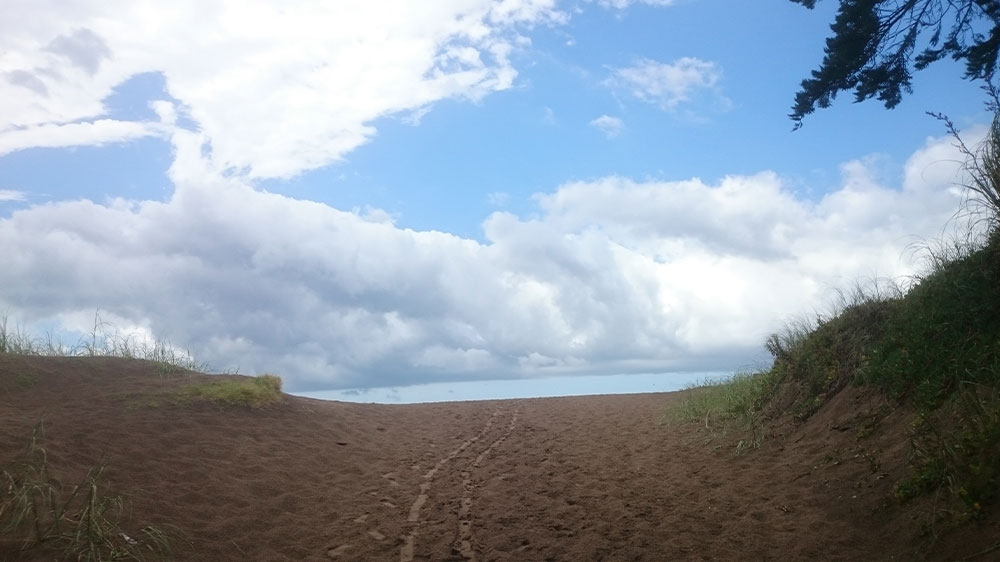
(929, 111, 1000, 233)
(0, 424, 173, 561)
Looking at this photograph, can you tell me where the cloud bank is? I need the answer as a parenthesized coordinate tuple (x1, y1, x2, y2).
(1, 0, 566, 178)
(0, 128, 969, 391)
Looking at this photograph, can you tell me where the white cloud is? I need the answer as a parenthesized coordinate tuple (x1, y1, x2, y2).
(0, 127, 973, 391)
(0, 0, 565, 179)
(589, 114, 624, 138)
(488, 191, 510, 206)
(0, 190, 26, 202)
(0, 119, 165, 156)
(596, 0, 676, 9)
(542, 105, 556, 124)
(607, 57, 728, 112)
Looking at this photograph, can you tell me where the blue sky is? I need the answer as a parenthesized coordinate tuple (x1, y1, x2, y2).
(0, 0, 992, 400)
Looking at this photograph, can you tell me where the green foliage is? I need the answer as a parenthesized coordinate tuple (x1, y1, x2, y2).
(770, 285, 899, 420)
(790, 0, 1000, 127)
(0, 424, 173, 561)
(897, 382, 1000, 527)
(748, 115, 1000, 533)
(858, 240, 1000, 407)
(759, 234, 1000, 532)
(670, 370, 783, 453)
(174, 374, 284, 408)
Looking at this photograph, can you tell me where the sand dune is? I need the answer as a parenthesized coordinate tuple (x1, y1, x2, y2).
(0, 356, 994, 561)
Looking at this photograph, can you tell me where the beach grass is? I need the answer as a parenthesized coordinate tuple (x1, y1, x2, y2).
(670, 370, 780, 453)
(0, 424, 174, 561)
(173, 374, 284, 408)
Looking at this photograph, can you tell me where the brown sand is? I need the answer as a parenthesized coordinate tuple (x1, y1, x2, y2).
(1, 356, 997, 561)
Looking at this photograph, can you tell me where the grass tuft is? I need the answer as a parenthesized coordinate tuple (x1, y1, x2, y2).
(0, 424, 173, 561)
(174, 374, 284, 408)
(671, 370, 782, 453)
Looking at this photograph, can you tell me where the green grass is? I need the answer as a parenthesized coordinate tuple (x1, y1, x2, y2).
(0, 424, 173, 561)
(670, 370, 781, 453)
(13, 373, 38, 390)
(173, 374, 284, 408)
(858, 239, 1000, 407)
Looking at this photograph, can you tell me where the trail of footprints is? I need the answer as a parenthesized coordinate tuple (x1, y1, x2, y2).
(325, 406, 519, 561)
(454, 408, 519, 561)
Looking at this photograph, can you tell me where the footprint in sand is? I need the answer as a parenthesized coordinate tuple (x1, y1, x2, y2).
(381, 472, 401, 487)
(453, 408, 520, 561)
(399, 407, 520, 562)
(326, 544, 351, 558)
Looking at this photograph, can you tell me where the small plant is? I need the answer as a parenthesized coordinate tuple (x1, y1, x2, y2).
(174, 374, 284, 408)
(0, 424, 172, 561)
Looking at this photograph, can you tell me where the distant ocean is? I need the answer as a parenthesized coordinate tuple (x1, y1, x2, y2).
(294, 371, 730, 404)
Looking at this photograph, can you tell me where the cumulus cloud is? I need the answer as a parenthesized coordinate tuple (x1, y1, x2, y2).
(0, 0, 565, 179)
(589, 114, 624, 138)
(0, 127, 971, 392)
(607, 57, 728, 112)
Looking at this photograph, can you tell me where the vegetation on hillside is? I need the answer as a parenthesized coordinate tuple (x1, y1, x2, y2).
(0, 314, 285, 409)
(673, 113, 1000, 540)
(0, 312, 208, 375)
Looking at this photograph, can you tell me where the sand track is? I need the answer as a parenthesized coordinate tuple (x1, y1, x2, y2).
(2, 357, 996, 562)
(396, 406, 520, 562)
(454, 407, 519, 561)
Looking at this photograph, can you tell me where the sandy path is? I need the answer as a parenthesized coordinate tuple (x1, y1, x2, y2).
(320, 393, 886, 562)
(3, 357, 986, 561)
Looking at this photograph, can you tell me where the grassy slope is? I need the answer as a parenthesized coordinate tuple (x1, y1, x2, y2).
(673, 232, 1000, 550)
(0, 358, 284, 562)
